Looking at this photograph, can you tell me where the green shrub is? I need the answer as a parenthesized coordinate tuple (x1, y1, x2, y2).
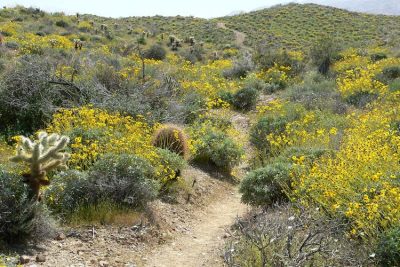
(389, 78, 400, 92)
(217, 90, 234, 105)
(55, 20, 69, 28)
(0, 55, 76, 133)
(45, 170, 90, 216)
(156, 148, 187, 186)
(88, 154, 159, 207)
(223, 53, 254, 79)
(240, 163, 291, 206)
(370, 52, 387, 62)
(250, 115, 288, 154)
(285, 71, 348, 114)
(377, 226, 400, 267)
(0, 168, 55, 244)
(182, 92, 207, 124)
(345, 91, 378, 108)
(179, 45, 205, 63)
(310, 36, 341, 75)
(376, 66, 400, 84)
(243, 74, 267, 92)
(232, 87, 259, 111)
(144, 44, 167, 60)
(254, 47, 305, 76)
(193, 132, 244, 171)
(5, 41, 19, 50)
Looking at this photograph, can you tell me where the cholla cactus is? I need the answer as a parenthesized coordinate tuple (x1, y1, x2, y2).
(10, 132, 70, 200)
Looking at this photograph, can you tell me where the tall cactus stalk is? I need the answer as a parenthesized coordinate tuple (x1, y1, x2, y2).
(10, 132, 70, 201)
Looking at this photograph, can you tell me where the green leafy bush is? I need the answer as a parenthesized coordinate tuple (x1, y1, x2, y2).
(310, 36, 341, 75)
(193, 132, 244, 171)
(45, 170, 90, 216)
(250, 115, 288, 154)
(55, 20, 69, 28)
(240, 163, 291, 206)
(156, 148, 187, 180)
(232, 87, 259, 111)
(223, 53, 254, 79)
(377, 226, 400, 267)
(217, 90, 234, 105)
(0, 168, 55, 244)
(88, 154, 159, 207)
(285, 71, 348, 114)
(144, 44, 167, 60)
(370, 52, 387, 62)
(182, 92, 207, 124)
(376, 66, 400, 84)
(389, 78, 400, 92)
(47, 154, 159, 219)
(345, 91, 378, 108)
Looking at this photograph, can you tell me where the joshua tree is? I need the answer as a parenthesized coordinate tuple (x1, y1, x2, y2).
(10, 132, 70, 201)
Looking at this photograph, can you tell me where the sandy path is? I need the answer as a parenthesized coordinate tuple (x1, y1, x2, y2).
(143, 188, 247, 267)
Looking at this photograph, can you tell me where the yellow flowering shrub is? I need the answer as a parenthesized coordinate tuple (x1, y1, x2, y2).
(46, 106, 179, 183)
(292, 92, 400, 237)
(257, 63, 291, 88)
(179, 59, 239, 104)
(0, 21, 20, 36)
(335, 54, 400, 98)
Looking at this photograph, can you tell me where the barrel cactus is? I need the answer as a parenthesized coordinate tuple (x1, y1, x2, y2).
(152, 125, 189, 160)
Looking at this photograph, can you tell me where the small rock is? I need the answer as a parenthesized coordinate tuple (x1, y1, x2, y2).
(56, 232, 66, 240)
(19, 255, 30, 264)
(36, 254, 46, 263)
(99, 260, 109, 267)
(223, 233, 231, 238)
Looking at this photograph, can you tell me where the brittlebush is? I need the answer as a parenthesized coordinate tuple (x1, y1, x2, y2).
(47, 106, 179, 184)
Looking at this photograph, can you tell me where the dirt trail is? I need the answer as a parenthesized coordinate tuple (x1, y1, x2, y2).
(19, 109, 267, 267)
(142, 189, 247, 267)
(141, 111, 252, 267)
(217, 22, 246, 47)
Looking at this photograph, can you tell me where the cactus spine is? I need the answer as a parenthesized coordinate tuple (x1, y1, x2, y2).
(10, 132, 70, 200)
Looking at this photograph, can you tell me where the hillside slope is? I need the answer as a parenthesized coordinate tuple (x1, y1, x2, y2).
(219, 3, 400, 49)
(302, 0, 400, 16)
(1, 4, 400, 53)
